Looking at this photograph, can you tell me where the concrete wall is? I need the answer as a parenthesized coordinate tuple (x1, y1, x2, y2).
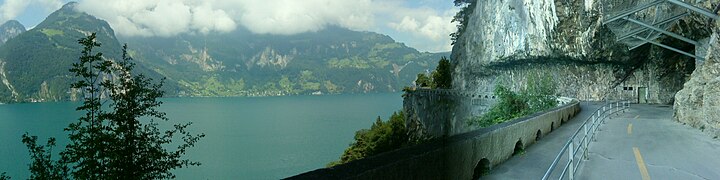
(288, 100, 580, 180)
(403, 89, 497, 140)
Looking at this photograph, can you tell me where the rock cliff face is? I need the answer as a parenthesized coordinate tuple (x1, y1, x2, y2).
(451, 0, 703, 104)
(675, 30, 720, 139)
(0, 20, 26, 46)
(448, 0, 719, 137)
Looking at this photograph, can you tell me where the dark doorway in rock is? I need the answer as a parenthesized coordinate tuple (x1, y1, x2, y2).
(638, 87, 648, 103)
(513, 139, 524, 156)
(472, 158, 490, 179)
(536, 130, 542, 141)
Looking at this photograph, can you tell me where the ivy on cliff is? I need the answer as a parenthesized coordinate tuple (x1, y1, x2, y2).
(469, 73, 558, 127)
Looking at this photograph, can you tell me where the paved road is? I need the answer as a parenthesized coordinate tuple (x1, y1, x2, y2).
(484, 103, 720, 180)
(577, 104, 720, 180)
(485, 102, 603, 179)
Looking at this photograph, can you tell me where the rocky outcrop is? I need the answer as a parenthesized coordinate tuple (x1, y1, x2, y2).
(675, 31, 720, 138)
(451, 0, 704, 104)
(0, 20, 25, 46)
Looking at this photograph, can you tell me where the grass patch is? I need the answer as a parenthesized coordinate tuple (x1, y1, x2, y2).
(40, 28, 64, 37)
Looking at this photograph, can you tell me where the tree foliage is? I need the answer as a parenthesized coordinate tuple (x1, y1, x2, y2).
(20, 33, 204, 179)
(432, 56, 452, 89)
(415, 73, 433, 88)
(415, 56, 452, 89)
(0, 172, 9, 180)
(328, 111, 409, 167)
(21, 135, 68, 179)
(450, 0, 477, 45)
(469, 73, 557, 127)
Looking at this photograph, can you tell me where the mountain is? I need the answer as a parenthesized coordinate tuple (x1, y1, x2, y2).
(121, 26, 448, 97)
(0, 20, 25, 46)
(0, 2, 448, 103)
(0, 2, 168, 103)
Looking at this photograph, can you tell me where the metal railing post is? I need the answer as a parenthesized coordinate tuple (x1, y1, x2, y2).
(569, 141, 575, 180)
(583, 123, 588, 159)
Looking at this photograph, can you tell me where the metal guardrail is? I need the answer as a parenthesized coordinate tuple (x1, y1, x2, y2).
(542, 100, 630, 180)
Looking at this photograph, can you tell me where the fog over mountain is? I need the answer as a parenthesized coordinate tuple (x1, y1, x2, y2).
(0, 0, 458, 52)
(0, 2, 450, 103)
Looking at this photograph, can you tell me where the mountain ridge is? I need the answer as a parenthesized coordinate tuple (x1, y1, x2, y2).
(0, 2, 448, 103)
(0, 20, 26, 46)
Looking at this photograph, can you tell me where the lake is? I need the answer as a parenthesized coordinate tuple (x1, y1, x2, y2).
(0, 93, 404, 179)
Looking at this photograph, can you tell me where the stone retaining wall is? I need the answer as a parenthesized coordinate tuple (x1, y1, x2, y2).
(288, 99, 580, 180)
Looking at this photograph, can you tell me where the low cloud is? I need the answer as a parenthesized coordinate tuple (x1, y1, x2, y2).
(72, 0, 456, 52)
(234, 0, 374, 35)
(76, 0, 237, 37)
(75, 0, 373, 36)
(388, 7, 458, 52)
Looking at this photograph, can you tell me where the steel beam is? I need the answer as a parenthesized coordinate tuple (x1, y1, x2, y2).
(624, 17, 698, 45)
(665, 0, 720, 20)
(604, 0, 665, 24)
(618, 13, 688, 41)
(629, 42, 647, 50)
(632, 35, 703, 60)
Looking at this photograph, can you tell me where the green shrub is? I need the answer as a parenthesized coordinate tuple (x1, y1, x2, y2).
(469, 73, 557, 127)
(328, 111, 408, 167)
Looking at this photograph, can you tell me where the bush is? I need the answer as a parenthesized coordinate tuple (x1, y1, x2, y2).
(469, 73, 557, 127)
(328, 111, 408, 166)
(415, 56, 452, 89)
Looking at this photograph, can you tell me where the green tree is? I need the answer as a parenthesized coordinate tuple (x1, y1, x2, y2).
(522, 73, 558, 113)
(432, 56, 452, 89)
(279, 76, 294, 93)
(450, 0, 477, 45)
(415, 73, 432, 88)
(21, 33, 204, 179)
(20, 135, 68, 179)
(328, 111, 409, 167)
(0, 172, 9, 180)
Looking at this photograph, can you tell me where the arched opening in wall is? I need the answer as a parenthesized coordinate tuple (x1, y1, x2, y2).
(551, 122, 555, 131)
(560, 117, 566, 124)
(567, 115, 571, 121)
(513, 139, 524, 156)
(472, 158, 491, 179)
(536, 130, 542, 141)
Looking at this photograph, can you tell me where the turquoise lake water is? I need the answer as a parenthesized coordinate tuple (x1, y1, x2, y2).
(0, 93, 403, 179)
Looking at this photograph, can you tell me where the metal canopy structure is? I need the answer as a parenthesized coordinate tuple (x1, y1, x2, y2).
(602, 0, 719, 61)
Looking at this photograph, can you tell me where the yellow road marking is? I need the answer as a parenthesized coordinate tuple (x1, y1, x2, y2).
(628, 123, 633, 135)
(633, 147, 651, 180)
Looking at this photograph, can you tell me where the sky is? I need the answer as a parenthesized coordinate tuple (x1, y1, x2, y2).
(0, 0, 459, 52)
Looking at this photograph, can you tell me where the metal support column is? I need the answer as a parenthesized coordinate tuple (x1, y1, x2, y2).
(632, 35, 704, 60)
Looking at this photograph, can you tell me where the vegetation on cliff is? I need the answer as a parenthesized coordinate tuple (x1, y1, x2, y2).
(414, 56, 453, 89)
(450, 0, 477, 45)
(327, 111, 410, 167)
(469, 74, 558, 127)
(17, 34, 204, 179)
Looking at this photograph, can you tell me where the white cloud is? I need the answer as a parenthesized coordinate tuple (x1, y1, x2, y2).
(235, 0, 374, 35)
(71, 0, 456, 52)
(76, 0, 237, 37)
(0, 0, 62, 24)
(387, 7, 458, 52)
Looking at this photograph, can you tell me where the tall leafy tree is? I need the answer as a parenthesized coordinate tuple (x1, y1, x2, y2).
(432, 56, 452, 89)
(21, 33, 204, 179)
(450, 0, 477, 45)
